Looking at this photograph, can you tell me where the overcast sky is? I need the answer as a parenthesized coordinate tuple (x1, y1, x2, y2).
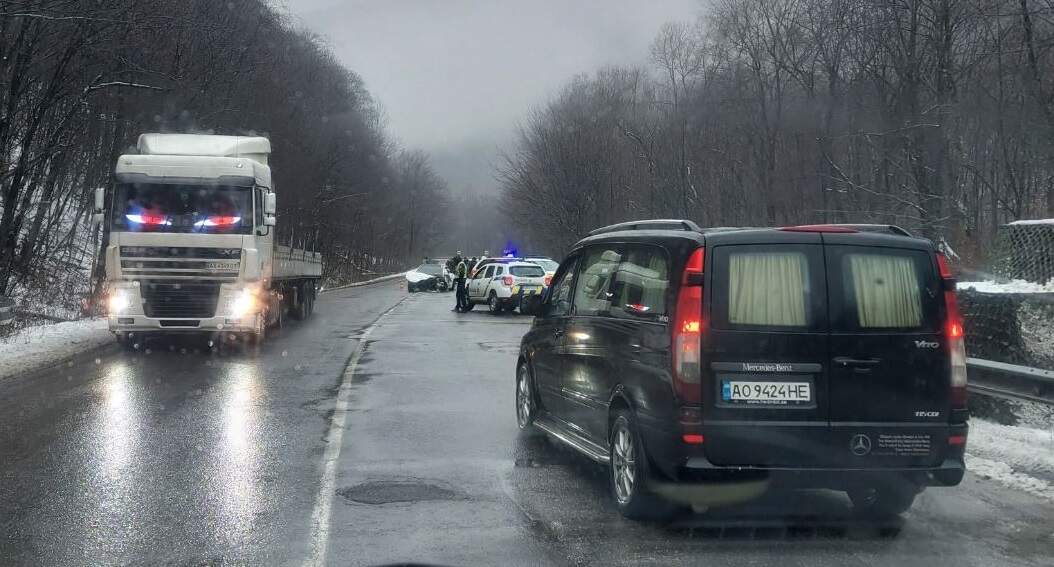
(280, 0, 701, 192)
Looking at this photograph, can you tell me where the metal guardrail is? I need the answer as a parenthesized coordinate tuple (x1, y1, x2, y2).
(967, 357, 1054, 405)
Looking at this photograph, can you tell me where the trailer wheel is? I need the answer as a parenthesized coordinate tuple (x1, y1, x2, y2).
(292, 283, 310, 320)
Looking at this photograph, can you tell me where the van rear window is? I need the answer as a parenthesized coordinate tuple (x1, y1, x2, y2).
(727, 251, 810, 327)
(844, 253, 922, 328)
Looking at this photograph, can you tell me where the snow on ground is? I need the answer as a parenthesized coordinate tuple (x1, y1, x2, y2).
(958, 279, 1054, 294)
(0, 319, 111, 381)
(1007, 218, 1054, 226)
(967, 418, 1054, 501)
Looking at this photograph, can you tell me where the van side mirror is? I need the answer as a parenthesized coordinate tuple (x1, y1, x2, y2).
(264, 215, 276, 227)
(265, 193, 277, 215)
(93, 188, 105, 212)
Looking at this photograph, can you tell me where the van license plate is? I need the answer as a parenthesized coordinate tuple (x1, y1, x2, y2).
(722, 380, 812, 405)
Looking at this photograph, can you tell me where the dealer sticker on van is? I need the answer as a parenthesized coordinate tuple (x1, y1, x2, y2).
(722, 380, 812, 405)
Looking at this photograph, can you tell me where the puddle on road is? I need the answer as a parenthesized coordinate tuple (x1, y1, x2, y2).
(338, 479, 466, 505)
(476, 341, 520, 354)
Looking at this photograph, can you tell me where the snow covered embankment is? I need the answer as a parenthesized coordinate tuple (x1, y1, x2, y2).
(0, 319, 111, 381)
(958, 279, 1054, 294)
(967, 418, 1054, 502)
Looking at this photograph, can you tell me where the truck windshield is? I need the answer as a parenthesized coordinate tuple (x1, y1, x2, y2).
(112, 182, 253, 234)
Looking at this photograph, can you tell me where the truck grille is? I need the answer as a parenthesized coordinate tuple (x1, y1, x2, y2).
(120, 247, 240, 280)
(141, 282, 220, 318)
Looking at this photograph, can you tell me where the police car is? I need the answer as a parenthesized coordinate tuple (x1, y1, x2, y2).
(465, 259, 547, 313)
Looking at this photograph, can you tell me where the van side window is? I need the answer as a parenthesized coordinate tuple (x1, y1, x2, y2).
(728, 251, 810, 326)
(610, 246, 668, 321)
(483, 266, 495, 278)
(845, 253, 921, 327)
(546, 257, 579, 318)
(712, 245, 824, 330)
(495, 266, 504, 276)
(827, 247, 939, 331)
(573, 247, 621, 316)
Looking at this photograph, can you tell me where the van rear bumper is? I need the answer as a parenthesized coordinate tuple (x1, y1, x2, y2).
(680, 456, 965, 488)
(642, 420, 967, 489)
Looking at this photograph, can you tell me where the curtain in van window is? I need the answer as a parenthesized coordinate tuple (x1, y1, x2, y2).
(847, 254, 922, 328)
(728, 252, 808, 326)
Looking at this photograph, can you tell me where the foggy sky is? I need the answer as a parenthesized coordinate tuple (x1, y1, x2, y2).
(281, 0, 701, 192)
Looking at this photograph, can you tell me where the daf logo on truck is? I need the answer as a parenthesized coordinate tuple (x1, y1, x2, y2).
(92, 133, 323, 347)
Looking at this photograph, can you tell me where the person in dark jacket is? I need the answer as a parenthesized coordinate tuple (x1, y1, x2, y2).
(453, 256, 468, 312)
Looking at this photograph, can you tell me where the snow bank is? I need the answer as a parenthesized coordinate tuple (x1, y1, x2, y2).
(1008, 218, 1054, 226)
(0, 319, 112, 380)
(967, 418, 1054, 501)
(958, 279, 1054, 294)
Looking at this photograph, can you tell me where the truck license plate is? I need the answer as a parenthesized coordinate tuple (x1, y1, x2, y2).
(721, 380, 812, 405)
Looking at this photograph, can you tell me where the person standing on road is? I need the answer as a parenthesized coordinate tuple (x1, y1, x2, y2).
(453, 256, 468, 312)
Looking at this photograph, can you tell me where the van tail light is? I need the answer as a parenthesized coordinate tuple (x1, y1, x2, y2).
(938, 252, 968, 411)
(543, 275, 553, 287)
(672, 248, 704, 405)
(502, 276, 514, 286)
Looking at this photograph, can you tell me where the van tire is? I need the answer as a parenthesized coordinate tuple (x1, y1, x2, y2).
(848, 484, 918, 517)
(609, 410, 674, 521)
(515, 361, 537, 429)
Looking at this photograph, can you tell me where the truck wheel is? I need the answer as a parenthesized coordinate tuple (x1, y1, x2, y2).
(291, 285, 308, 320)
(272, 299, 284, 329)
(247, 314, 266, 346)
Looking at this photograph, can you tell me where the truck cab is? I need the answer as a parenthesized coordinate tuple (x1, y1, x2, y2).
(95, 134, 321, 345)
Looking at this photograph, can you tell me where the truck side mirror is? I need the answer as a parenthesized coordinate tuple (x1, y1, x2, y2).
(94, 188, 105, 212)
(264, 215, 276, 227)
(265, 193, 276, 215)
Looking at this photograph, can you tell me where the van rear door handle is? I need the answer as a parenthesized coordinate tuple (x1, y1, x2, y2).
(833, 357, 881, 367)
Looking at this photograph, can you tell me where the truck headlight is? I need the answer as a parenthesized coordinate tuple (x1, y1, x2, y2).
(109, 289, 131, 315)
(230, 288, 258, 317)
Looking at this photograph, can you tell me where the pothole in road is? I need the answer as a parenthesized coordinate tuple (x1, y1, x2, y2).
(337, 480, 466, 505)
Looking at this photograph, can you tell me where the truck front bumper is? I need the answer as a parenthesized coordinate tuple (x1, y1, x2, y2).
(108, 314, 260, 334)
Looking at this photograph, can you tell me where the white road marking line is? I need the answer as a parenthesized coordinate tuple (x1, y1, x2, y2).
(305, 298, 407, 566)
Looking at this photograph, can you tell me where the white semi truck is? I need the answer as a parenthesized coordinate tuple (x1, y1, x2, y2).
(92, 133, 322, 346)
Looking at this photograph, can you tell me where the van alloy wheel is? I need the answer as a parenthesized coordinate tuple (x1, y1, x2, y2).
(611, 420, 637, 504)
(516, 363, 534, 428)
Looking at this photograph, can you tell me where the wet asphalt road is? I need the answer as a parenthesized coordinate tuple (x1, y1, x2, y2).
(2, 280, 1053, 566)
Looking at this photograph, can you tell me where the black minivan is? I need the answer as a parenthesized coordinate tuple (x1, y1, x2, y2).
(516, 220, 968, 519)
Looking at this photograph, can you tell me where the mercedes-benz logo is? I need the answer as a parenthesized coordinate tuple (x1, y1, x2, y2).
(850, 434, 872, 456)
